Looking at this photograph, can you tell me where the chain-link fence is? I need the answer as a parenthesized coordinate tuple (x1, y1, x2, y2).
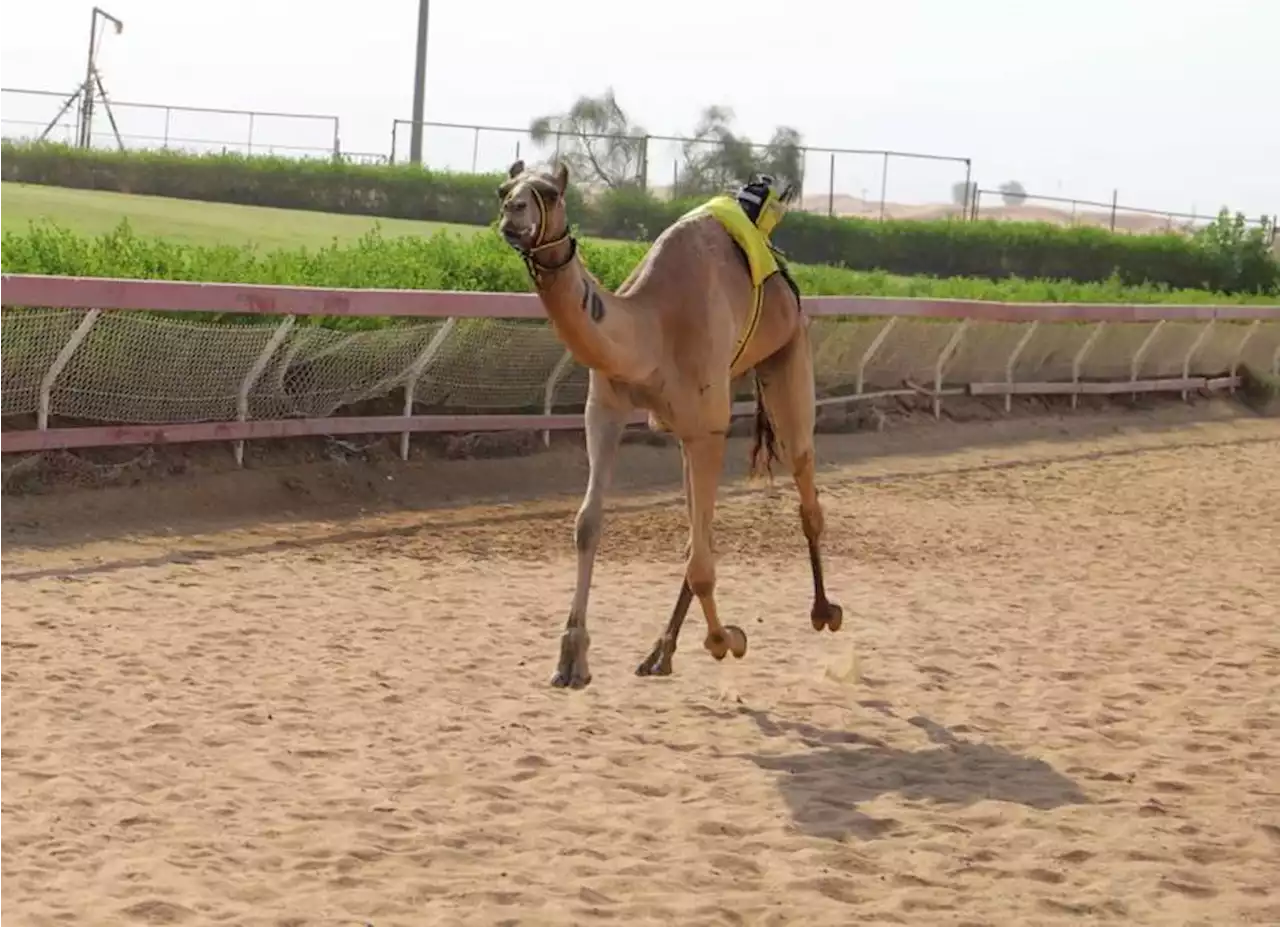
(970, 187, 1279, 241)
(390, 119, 972, 217)
(4, 85, 1272, 229)
(1, 87, 350, 161)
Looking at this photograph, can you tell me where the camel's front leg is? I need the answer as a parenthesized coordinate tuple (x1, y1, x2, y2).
(682, 433, 749, 663)
(552, 394, 627, 689)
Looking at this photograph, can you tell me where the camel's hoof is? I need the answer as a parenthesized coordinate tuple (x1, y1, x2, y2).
(635, 643, 674, 678)
(811, 601, 844, 632)
(550, 669, 592, 689)
(704, 630, 730, 661)
(724, 625, 748, 659)
(550, 628, 591, 689)
(707, 626, 748, 661)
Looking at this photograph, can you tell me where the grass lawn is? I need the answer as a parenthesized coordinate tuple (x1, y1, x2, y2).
(0, 183, 485, 250)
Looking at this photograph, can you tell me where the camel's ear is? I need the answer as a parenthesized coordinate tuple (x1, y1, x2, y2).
(507, 159, 525, 179)
(552, 161, 569, 194)
(496, 178, 515, 201)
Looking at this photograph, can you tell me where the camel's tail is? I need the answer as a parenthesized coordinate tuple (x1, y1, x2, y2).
(749, 371, 779, 481)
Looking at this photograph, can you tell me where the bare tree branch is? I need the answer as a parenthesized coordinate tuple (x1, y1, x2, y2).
(528, 88, 646, 190)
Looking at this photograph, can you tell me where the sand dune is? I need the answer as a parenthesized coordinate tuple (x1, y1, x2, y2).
(643, 184, 1209, 234)
(793, 193, 1202, 234)
(3, 416, 1279, 925)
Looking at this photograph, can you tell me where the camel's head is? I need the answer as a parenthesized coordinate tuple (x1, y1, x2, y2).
(496, 159, 570, 254)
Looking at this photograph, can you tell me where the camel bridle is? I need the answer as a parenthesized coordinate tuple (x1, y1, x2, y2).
(502, 183, 577, 283)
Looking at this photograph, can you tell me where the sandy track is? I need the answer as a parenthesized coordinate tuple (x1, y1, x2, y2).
(3, 416, 1279, 926)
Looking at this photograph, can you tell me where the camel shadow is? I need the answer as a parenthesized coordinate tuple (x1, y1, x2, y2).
(705, 704, 1089, 841)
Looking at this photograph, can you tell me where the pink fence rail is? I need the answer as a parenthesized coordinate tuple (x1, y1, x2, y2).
(2, 274, 1278, 460)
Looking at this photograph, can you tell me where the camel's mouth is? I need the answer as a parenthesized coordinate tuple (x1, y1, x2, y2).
(498, 223, 530, 249)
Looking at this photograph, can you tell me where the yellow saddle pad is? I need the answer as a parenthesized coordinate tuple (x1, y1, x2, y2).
(691, 195, 780, 288)
(683, 194, 780, 373)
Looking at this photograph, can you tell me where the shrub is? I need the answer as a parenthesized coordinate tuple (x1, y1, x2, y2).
(3, 220, 1274, 335)
(5, 140, 1276, 295)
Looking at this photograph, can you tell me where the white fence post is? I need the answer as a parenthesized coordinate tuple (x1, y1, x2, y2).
(542, 350, 577, 449)
(38, 309, 102, 432)
(400, 318, 457, 461)
(1129, 319, 1166, 400)
(1002, 321, 1039, 413)
(1181, 320, 1214, 401)
(932, 319, 969, 419)
(1071, 322, 1107, 410)
(1228, 320, 1260, 393)
(235, 316, 296, 467)
(855, 317, 897, 396)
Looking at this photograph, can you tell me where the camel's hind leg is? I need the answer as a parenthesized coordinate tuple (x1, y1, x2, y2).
(636, 458, 696, 677)
(756, 323, 844, 631)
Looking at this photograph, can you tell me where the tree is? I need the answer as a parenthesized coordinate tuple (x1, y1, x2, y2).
(999, 180, 1028, 206)
(676, 106, 804, 197)
(529, 89, 647, 191)
(951, 179, 977, 208)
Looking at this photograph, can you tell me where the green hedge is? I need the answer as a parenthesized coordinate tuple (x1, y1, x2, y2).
(3, 221, 1274, 333)
(2, 141, 577, 231)
(5, 140, 1278, 294)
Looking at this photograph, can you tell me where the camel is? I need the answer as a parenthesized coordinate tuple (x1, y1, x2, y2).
(496, 159, 843, 688)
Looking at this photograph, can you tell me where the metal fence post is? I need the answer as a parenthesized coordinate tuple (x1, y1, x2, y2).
(1071, 321, 1107, 409)
(542, 350, 576, 449)
(247, 112, 255, 155)
(639, 135, 650, 193)
(235, 316, 296, 467)
(400, 318, 458, 461)
(1003, 321, 1039, 413)
(1228, 320, 1261, 393)
(1181, 320, 1214, 400)
(1129, 320, 1166, 400)
(878, 151, 890, 221)
(855, 317, 897, 396)
(933, 320, 969, 419)
(827, 152, 835, 217)
(38, 309, 102, 432)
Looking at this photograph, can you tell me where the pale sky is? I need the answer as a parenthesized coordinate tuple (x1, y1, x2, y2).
(2, 0, 1277, 217)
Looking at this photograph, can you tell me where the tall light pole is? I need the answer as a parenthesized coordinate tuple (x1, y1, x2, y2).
(78, 6, 124, 148)
(408, 0, 430, 165)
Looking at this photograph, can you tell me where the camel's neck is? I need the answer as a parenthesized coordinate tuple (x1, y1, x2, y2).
(532, 249, 653, 384)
